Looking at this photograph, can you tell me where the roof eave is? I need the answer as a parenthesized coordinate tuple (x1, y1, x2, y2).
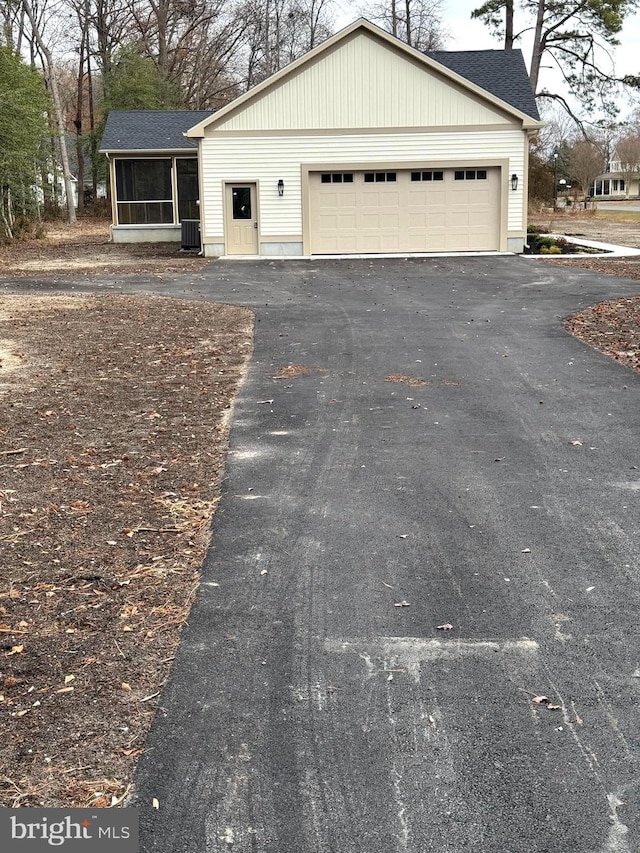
(98, 147, 198, 155)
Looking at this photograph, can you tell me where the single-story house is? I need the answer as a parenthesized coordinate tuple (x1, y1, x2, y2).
(100, 110, 213, 243)
(101, 18, 541, 255)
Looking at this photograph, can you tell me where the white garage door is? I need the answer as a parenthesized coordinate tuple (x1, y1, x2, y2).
(309, 167, 501, 254)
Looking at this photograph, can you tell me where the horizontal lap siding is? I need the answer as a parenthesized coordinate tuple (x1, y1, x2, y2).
(200, 130, 526, 240)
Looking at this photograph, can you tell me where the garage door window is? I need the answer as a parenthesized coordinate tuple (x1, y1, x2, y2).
(454, 169, 488, 180)
(321, 173, 354, 183)
(411, 171, 444, 182)
(364, 172, 397, 183)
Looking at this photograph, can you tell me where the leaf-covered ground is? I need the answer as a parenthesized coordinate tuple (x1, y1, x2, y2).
(0, 293, 252, 807)
(564, 296, 640, 374)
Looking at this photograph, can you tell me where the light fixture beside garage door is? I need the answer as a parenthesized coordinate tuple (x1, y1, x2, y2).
(511, 173, 519, 191)
(277, 179, 284, 197)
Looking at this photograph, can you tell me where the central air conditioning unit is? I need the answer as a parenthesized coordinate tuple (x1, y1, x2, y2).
(181, 219, 201, 250)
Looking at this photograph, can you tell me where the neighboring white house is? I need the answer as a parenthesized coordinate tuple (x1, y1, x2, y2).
(101, 18, 541, 255)
(591, 154, 640, 199)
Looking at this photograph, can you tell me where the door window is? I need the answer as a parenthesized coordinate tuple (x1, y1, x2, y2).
(232, 187, 252, 219)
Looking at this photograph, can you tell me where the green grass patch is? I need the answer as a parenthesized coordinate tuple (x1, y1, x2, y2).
(594, 210, 640, 223)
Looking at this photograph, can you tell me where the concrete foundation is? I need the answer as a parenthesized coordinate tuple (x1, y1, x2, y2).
(111, 225, 182, 244)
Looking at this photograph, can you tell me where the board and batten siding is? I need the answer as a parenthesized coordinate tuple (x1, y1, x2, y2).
(207, 32, 513, 133)
(200, 129, 526, 245)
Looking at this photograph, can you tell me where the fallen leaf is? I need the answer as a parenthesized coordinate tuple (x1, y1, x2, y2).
(122, 626, 133, 632)
(394, 600, 411, 607)
(260, 569, 268, 576)
(55, 686, 74, 694)
(521, 548, 531, 554)
(6, 645, 24, 656)
(569, 440, 583, 446)
(437, 623, 453, 630)
(531, 695, 560, 711)
(381, 581, 394, 589)
(121, 683, 131, 691)
(64, 675, 75, 684)
(16, 709, 29, 717)
(398, 534, 408, 539)
(152, 798, 160, 809)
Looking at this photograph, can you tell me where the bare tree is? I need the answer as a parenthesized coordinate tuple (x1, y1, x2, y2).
(125, 0, 259, 105)
(568, 137, 606, 199)
(614, 132, 640, 198)
(241, 0, 334, 89)
(361, 0, 445, 50)
(21, 0, 77, 224)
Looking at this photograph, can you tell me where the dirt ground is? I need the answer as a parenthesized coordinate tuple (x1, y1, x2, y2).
(528, 209, 640, 280)
(0, 222, 254, 807)
(0, 220, 210, 279)
(0, 216, 639, 808)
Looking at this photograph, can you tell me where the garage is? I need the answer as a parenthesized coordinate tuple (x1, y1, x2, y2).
(309, 167, 501, 254)
(186, 19, 541, 258)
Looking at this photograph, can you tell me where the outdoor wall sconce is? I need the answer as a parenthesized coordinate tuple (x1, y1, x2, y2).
(277, 179, 284, 196)
(511, 173, 519, 191)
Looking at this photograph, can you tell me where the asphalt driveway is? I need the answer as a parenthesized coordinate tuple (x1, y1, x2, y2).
(18, 256, 640, 852)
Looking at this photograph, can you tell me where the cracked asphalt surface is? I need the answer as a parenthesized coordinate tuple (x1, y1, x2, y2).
(4, 255, 640, 851)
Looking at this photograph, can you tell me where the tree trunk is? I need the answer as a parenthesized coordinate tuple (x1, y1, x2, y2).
(75, 26, 87, 215)
(391, 0, 397, 37)
(405, 0, 412, 46)
(22, 0, 77, 225)
(529, 0, 546, 93)
(505, 0, 514, 49)
(87, 50, 98, 199)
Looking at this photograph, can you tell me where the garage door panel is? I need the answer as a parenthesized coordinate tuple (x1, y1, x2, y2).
(381, 213, 400, 228)
(318, 192, 340, 207)
(337, 214, 357, 229)
(310, 168, 500, 254)
(450, 212, 471, 227)
(408, 190, 427, 205)
(409, 213, 427, 228)
(319, 214, 340, 229)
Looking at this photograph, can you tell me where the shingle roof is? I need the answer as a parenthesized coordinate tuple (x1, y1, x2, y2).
(99, 110, 215, 152)
(427, 49, 540, 121)
(100, 51, 538, 153)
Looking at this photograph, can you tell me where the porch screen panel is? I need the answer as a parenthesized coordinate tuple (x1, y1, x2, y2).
(115, 159, 173, 224)
(176, 158, 199, 221)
